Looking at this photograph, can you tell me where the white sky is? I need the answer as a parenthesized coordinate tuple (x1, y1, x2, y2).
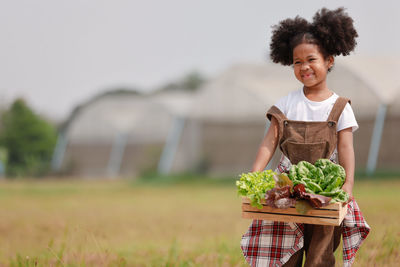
(0, 0, 399, 121)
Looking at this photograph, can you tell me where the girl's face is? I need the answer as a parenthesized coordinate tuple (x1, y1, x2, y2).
(292, 43, 333, 89)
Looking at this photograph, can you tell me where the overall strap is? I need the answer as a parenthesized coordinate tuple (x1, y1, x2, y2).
(266, 105, 288, 141)
(266, 105, 288, 123)
(327, 97, 351, 122)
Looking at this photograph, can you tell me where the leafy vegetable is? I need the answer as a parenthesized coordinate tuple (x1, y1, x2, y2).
(276, 173, 293, 188)
(295, 200, 313, 215)
(236, 170, 276, 209)
(293, 184, 332, 208)
(265, 185, 295, 209)
(288, 159, 349, 203)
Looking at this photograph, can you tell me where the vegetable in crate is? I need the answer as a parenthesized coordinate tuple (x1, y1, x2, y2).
(293, 184, 332, 208)
(236, 170, 276, 209)
(288, 159, 349, 203)
(265, 185, 296, 209)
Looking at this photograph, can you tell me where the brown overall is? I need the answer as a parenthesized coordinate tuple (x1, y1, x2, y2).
(266, 96, 350, 267)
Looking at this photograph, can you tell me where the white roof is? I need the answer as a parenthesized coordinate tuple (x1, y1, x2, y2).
(65, 55, 400, 143)
(66, 90, 194, 143)
(388, 91, 400, 116)
(340, 55, 400, 105)
(150, 90, 194, 117)
(190, 63, 299, 122)
(190, 60, 382, 122)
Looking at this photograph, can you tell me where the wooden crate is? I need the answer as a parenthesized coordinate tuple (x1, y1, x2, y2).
(242, 197, 347, 226)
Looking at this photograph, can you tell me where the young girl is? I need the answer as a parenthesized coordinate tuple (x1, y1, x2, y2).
(240, 8, 370, 267)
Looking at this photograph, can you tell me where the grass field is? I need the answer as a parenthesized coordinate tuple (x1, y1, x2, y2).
(0, 176, 399, 266)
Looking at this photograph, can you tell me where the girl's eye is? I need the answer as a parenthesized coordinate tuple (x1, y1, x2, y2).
(309, 58, 315, 62)
(294, 61, 301, 65)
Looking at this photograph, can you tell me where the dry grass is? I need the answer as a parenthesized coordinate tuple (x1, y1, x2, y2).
(0, 177, 398, 266)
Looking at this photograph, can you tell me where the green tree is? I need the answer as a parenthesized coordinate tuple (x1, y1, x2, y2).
(0, 99, 57, 177)
(158, 71, 206, 92)
(180, 71, 205, 91)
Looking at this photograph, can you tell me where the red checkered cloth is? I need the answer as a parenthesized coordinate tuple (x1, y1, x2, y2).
(240, 198, 370, 267)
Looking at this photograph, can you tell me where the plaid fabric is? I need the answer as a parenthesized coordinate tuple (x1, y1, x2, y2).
(241, 220, 304, 266)
(342, 198, 370, 267)
(240, 198, 370, 267)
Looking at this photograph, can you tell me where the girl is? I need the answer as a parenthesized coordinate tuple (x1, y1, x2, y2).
(240, 8, 370, 267)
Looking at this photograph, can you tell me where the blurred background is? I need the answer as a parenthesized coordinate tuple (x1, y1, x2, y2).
(0, 0, 399, 266)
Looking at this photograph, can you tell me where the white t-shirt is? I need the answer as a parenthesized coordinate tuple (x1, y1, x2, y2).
(274, 88, 358, 132)
(272, 88, 358, 169)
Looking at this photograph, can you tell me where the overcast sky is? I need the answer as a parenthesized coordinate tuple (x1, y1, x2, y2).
(1, 0, 399, 121)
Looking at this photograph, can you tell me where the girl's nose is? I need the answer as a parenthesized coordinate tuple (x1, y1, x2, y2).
(301, 63, 310, 70)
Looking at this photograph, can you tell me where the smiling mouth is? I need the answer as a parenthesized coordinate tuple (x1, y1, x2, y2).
(302, 73, 314, 79)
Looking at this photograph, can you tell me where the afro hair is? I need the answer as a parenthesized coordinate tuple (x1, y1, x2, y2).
(269, 7, 358, 66)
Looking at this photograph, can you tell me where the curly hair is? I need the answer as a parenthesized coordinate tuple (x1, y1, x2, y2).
(269, 7, 358, 66)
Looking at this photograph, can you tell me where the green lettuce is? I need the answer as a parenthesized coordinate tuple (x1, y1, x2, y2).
(236, 170, 276, 209)
(288, 159, 349, 203)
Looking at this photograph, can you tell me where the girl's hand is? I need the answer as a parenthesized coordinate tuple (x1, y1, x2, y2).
(341, 182, 354, 205)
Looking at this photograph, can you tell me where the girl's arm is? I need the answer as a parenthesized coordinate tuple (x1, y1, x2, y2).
(251, 117, 279, 172)
(337, 127, 355, 200)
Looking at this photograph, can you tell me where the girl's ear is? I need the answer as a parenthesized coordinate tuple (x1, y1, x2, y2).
(327, 55, 334, 71)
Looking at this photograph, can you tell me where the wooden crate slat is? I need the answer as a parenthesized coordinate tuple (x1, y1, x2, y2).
(241, 197, 347, 226)
(242, 197, 341, 211)
(242, 203, 340, 217)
